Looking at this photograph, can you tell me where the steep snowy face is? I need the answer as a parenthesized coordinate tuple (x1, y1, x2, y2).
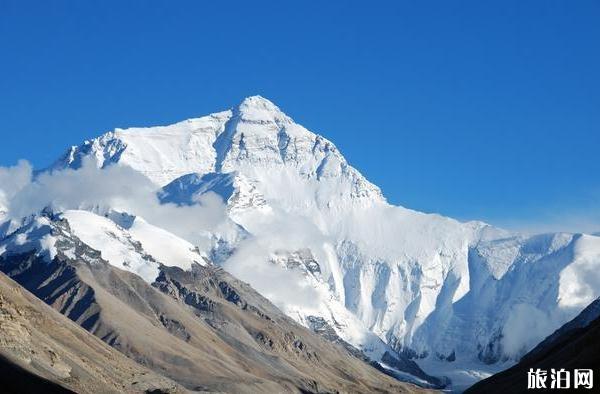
(413, 233, 590, 360)
(61, 210, 208, 281)
(50, 96, 383, 208)
(0, 210, 208, 283)
(159, 172, 268, 213)
(0, 215, 59, 262)
(50, 111, 232, 186)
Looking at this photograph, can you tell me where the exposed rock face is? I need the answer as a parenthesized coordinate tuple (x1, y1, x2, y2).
(0, 212, 429, 393)
(0, 272, 181, 394)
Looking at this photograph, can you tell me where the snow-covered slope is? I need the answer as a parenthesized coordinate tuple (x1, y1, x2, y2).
(0, 210, 207, 282)
(62, 210, 208, 281)
(466, 296, 600, 394)
(42, 96, 600, 388)
(49, 111, 230, 186)
(159, 171, 268, 213)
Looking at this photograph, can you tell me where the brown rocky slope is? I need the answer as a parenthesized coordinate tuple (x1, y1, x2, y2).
(0, 271, 182, 394)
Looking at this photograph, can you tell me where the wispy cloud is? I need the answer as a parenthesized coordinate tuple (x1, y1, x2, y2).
(0, 158, 235, 249)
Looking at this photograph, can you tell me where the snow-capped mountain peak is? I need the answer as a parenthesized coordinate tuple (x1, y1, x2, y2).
(49, 96, 384, 206)
(21, 97, 600, 390)
(235, 95, 292, 125)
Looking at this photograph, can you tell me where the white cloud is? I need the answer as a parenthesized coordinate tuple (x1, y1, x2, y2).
(0, 160, 32, 213)
(222, 207, 331, 311)
(0, 159, 323, 310)
(501, 303, 561, 358)
(1, 158, 233, 250)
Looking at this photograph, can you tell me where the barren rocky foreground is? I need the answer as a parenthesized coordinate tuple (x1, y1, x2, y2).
(0, 271, 182, 394)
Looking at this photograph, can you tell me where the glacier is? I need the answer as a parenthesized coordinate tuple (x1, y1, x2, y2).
(3, 95, 600, 390)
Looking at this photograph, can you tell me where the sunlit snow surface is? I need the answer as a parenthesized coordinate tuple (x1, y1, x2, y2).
(0, 215, 58, 262)
(62, 210, 207, 282)
(3, 95, 598, 390)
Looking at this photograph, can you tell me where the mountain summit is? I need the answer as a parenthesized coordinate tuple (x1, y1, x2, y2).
(235, 95, 292, 123)
(50, 96, 383, 204)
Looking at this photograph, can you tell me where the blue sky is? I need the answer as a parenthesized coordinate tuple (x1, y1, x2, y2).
(1, 1, 599, 231)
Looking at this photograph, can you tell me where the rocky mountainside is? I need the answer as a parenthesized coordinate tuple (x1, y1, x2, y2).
(466, 297, 600, 393)
(0, 271, 181, 394)
(0, 210, 431, 393)
(39, 96, 600, 389)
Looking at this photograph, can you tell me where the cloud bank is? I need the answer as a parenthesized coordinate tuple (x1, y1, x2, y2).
(0, 159, 322, 310)
(0, 158, 232, 250)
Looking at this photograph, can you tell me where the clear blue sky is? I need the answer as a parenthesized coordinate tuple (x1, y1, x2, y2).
(1, 1, 599, 231)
